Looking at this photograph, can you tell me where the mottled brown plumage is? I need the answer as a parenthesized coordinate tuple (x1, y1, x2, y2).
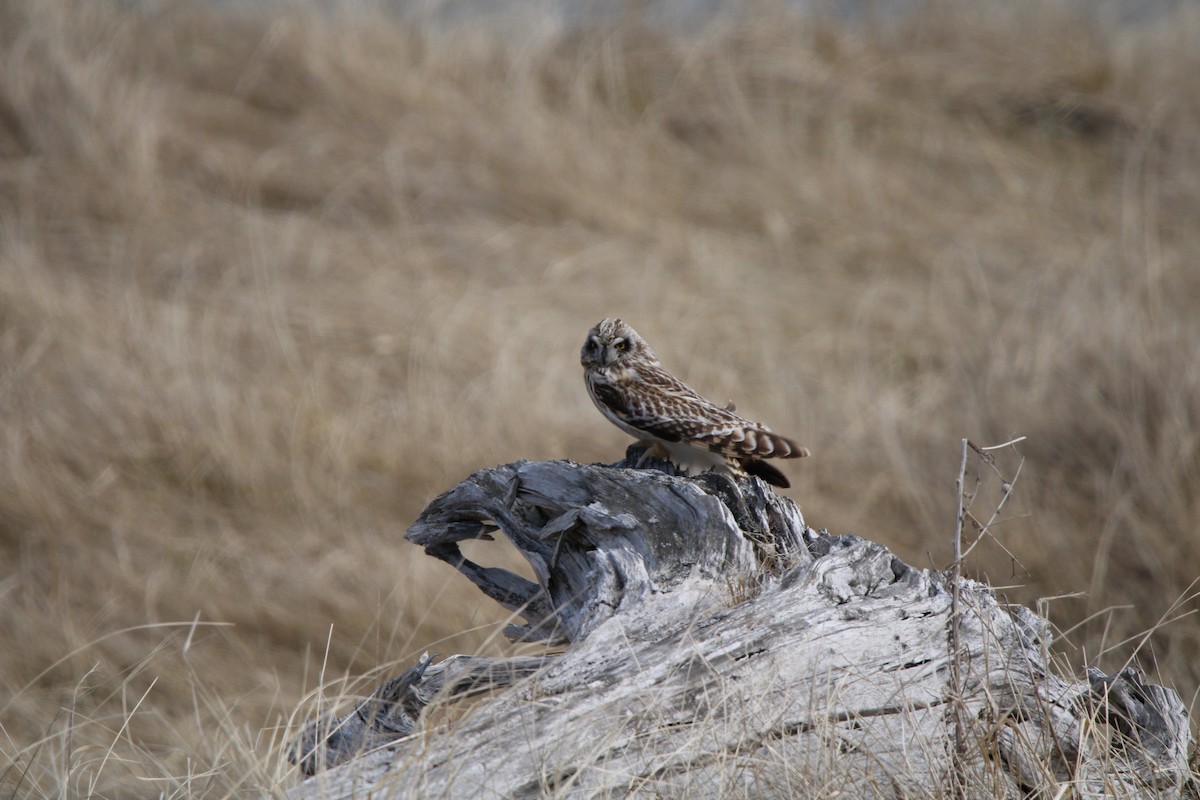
(581, 318, 809, 488)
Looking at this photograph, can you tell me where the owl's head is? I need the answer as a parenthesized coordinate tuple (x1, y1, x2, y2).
(581, 318, 659, 369)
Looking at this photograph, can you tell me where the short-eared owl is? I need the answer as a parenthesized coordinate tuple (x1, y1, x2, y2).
(581, 318, 809, 488)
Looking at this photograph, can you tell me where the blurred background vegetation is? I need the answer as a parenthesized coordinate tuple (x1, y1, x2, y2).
(0, 0, 1197, 795)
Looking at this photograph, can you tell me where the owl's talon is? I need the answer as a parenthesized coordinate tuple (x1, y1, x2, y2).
(633, 441, 667, 469)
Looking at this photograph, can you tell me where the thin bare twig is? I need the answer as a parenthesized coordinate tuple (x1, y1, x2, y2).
(948, 437, 968, 800)
(948, 434, 1025, 796)
(954, 436, 1026, 567)
(977, 436, 1027, 452)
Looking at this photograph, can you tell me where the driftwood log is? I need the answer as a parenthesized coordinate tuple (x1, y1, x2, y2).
(289, 448, 1196, 799)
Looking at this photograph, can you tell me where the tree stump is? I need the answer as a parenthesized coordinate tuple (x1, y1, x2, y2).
(288, 449, 1196, 799)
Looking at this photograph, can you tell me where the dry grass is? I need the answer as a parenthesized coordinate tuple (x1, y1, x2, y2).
(0, 0, 1198, 795)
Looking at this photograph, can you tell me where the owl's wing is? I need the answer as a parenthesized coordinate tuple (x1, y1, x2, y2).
(606, 364, 808, 460)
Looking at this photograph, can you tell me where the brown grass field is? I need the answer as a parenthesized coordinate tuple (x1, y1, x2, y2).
(1, 0, 1198, 795)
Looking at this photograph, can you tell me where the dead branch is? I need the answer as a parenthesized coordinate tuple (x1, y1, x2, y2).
(287, 448, 1195, 799)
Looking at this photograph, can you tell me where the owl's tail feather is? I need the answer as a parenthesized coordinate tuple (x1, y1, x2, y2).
(740, 458, 791, 488)
(721, 428, 810, 460)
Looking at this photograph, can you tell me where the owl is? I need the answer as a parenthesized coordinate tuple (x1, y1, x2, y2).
(581, 318, 809, 488)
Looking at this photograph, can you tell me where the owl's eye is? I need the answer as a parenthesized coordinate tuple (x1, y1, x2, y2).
(614, 340, 627, 352)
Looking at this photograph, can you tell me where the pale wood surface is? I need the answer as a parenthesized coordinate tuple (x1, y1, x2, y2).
(288, 452, 1194, 799)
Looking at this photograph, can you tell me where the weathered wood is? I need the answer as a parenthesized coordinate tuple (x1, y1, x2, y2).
(288, 450, 1196, 799)
(290, 653, 551, 776)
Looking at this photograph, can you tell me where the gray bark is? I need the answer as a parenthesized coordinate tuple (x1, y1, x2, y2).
(287, 450, 1196, 799)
